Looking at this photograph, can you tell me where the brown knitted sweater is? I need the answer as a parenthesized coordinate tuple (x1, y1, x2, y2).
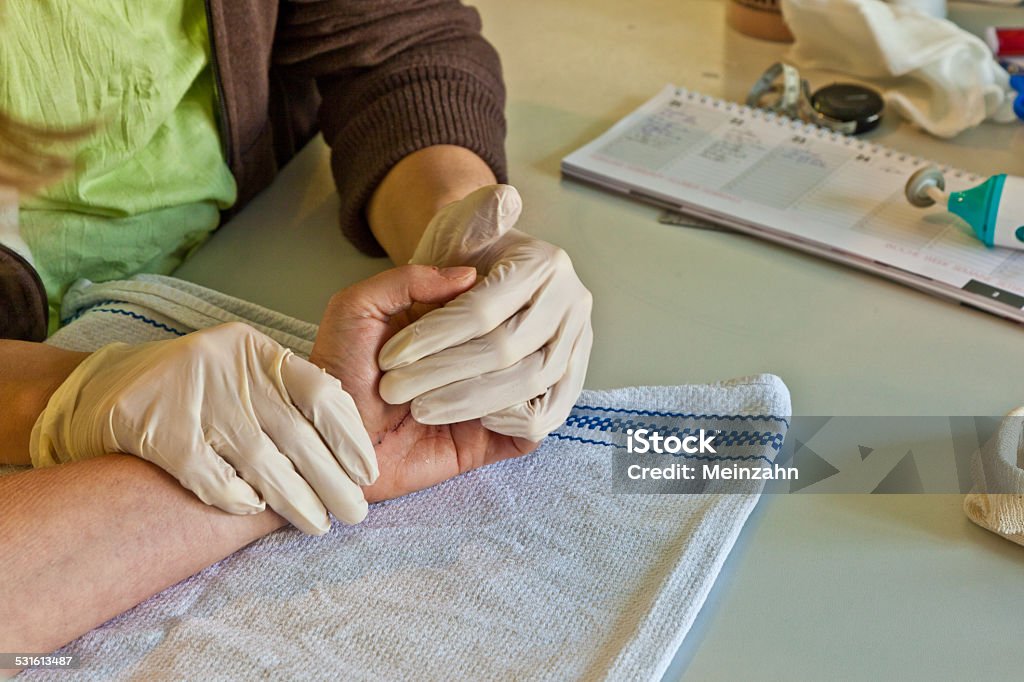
(0, 0, 507, 341)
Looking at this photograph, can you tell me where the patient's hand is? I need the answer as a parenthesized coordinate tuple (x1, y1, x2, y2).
(309, 265, 538, 503)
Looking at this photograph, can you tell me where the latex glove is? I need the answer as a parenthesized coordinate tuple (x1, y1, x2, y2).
(377, 185, 593, 442)
(30, 322, 377, 534)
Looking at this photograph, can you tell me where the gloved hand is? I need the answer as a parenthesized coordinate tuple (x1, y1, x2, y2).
(30, 322, 377, 534)
(377, 185, 594, 442)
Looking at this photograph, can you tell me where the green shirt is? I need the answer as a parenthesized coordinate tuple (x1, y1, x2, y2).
(0, 1, 237, 330)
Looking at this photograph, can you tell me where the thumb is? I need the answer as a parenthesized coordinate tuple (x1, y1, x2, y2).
(411, 184, 523, 266)
(345, 264, 477, 319)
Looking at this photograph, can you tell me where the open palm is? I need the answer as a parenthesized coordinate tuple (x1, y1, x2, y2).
(309, 265, 537, 504)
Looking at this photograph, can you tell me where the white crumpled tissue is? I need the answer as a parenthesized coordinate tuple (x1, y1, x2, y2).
(781, 0, 1017, 137)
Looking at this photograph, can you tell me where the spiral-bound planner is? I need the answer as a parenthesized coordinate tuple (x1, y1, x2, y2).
(562, 85, 1024, 323)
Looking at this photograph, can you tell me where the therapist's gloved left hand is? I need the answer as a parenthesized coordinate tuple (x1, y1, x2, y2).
(30, 322, 378, 534)
(377, 185, 594, 442)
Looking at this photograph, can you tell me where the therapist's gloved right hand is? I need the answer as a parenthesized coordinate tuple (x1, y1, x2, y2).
(378, 185, 593, 443)
(30, 322, 378, 535)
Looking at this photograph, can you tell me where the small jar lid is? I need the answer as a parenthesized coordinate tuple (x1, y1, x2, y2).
(810, 83, 884, 135)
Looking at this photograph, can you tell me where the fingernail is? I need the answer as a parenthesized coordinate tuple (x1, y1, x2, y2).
(439, 266, 476, 279)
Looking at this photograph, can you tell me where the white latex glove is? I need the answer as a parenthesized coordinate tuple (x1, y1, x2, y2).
(30, 322, 377, 534)
(377, 185, 593, 442)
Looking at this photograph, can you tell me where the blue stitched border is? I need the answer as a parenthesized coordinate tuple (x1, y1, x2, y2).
(74, 308, 186, 337)
(563, 413, 785, 451)
(574, 403, 790, 427)
(546, 432, 777, 466)
(556, 401, 787, 465)
(60, 299, 128, 326)
(60, 299, 186, 337)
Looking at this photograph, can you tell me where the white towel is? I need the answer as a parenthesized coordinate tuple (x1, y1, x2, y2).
(24, 275, 791, 681)
(781, 0, 1017, 137)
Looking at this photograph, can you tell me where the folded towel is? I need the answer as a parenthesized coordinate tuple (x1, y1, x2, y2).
(25, 275, 791, 681)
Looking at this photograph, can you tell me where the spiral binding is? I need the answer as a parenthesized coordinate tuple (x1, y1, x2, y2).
(672, 86, 981, 183)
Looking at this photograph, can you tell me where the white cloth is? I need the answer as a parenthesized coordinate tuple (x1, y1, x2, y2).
(25, 275, 792, 681)
(964, 407, 1024, 546)
(886, 0, 946, 19)
(781, 0, 1017, 137)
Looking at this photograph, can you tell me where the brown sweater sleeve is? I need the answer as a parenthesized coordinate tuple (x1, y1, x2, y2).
(0, 244, 48, 341)
(274, 1, 507, 257)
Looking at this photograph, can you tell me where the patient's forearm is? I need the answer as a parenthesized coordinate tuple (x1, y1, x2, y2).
(0, 340, 88, 465)
(368, 145, 497, 264)
(0, 455, 286, 656)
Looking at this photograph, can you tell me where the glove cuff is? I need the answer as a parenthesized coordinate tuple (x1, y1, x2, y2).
(29, 342, 128, 467)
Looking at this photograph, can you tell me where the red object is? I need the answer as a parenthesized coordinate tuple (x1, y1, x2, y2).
(987, 27, 1024, 57)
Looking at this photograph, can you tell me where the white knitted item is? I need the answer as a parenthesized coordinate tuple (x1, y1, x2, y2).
(23, 275, 791, 681)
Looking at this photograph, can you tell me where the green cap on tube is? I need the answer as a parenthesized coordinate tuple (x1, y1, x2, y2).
(947, 174, 1006, 247)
